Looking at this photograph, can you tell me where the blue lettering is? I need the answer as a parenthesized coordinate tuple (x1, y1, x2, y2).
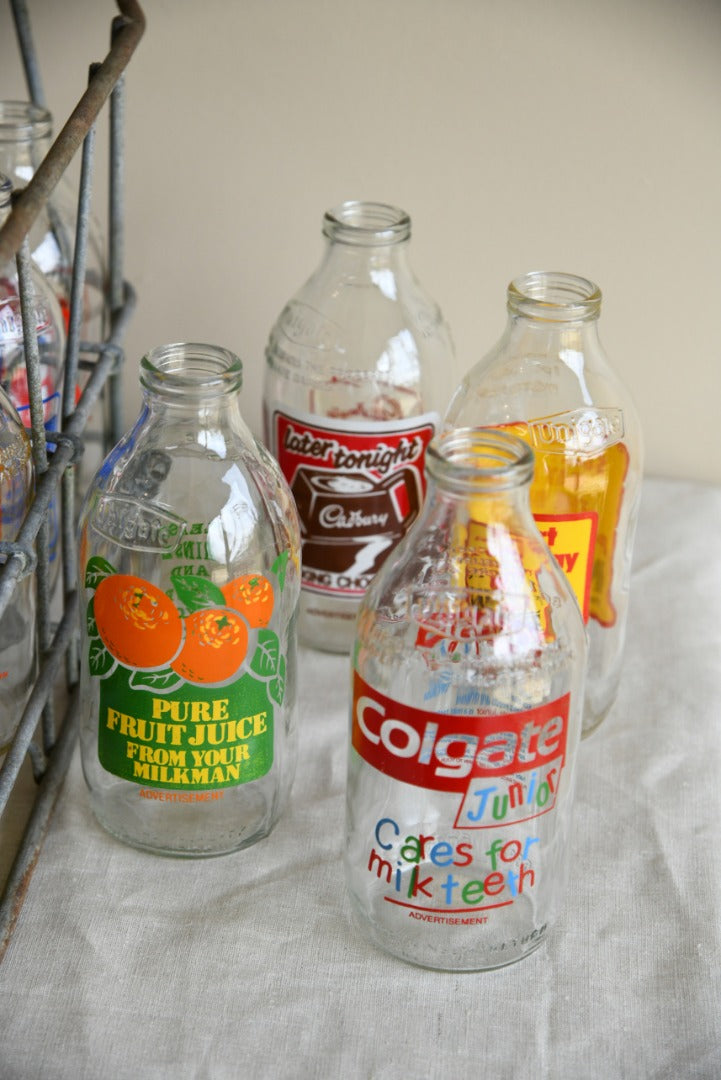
(466, 785, 497, 822)
(375, 817, 400, 850)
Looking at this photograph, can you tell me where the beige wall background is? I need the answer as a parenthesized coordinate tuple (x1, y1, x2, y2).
(2, 0, 720, 482)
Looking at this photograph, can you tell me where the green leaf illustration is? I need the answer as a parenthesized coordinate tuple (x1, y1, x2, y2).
(86, 595, 98, 638)
(271, 550, 290, 591)
(129, 668, 183, 693)
(85, 556, 116, 591)
(170, 570, 225, 614)
(269, 654, 286, 706)
(250, 629, 280, 679)
(89, 636, 115, 678)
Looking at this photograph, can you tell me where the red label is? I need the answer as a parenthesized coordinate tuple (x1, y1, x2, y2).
(352, 672, 569, 827)
(272, 407, 437, 597)
(352, 675, 574, 931)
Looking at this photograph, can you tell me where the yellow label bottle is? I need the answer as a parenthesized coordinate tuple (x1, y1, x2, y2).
(445, 272, 643, 736)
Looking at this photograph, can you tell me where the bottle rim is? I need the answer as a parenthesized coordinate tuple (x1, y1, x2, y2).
(0, 101, 53, 143)
(140, 343, 243, 396)
(427, 427, 535, 492)
(322, 201, 411, 246)
(507, 271, 602, 322)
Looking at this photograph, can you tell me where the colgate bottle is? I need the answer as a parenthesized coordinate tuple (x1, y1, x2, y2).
(344, 427, 586, 970)
(263, 201, 454, 652)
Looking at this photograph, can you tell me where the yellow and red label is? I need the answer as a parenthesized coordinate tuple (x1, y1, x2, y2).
(534, 513, 598, 623)
(412, 512, 557, 654)
(500, 413, 629, 626)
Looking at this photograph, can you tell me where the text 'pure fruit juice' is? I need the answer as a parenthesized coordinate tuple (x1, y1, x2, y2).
(78, 343, 300, 857)
(85, 562, 289, 795)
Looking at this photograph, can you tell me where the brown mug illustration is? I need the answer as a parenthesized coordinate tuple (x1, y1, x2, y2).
(291, 466, 422, 581)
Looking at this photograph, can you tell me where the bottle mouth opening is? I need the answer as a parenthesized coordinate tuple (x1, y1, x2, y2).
(507, 271, 601, 321)
(322, 201, 411, 245)
(140, 343, 243, 396)
(428, 427, 535, 492)
(0, 101, 53, 143)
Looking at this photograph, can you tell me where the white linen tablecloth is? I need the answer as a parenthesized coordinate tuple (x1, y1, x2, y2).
(0, 475, 719, 1079)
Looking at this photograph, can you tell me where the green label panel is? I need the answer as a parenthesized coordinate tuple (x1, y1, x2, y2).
(98, 665, 274, 790)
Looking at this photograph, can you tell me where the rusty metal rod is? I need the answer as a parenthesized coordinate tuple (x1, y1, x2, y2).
(0, 684, 79, 961)
(0, 0, 145, 268)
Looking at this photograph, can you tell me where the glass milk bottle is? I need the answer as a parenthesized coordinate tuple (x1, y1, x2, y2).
(263, 201, 454, 653)
(0, 172, 65, 588)
(445, 272, 643, 735)
(77, 343, 301, 856)
(0, 382, 35, 752)
(0, 100, 106, 340)
(345, 428, 586, 970)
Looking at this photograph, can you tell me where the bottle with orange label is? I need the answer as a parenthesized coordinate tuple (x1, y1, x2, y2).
(345, 428, 586, 970)
(445, 272, 643, 735)
(77, 343, 301, 856)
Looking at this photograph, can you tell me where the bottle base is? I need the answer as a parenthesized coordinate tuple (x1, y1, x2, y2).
(347, 893, 550, 972)
(88, 787, 281, 858)
(581, 692, 615, 738)
(93, 815, 277, 858)
(352, 917, 548, 972)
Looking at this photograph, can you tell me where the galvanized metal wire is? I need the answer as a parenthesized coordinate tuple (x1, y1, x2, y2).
(0, 0, 145, 959)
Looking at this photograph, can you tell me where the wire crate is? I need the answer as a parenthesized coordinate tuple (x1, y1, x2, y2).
(0, 0, 145, 957)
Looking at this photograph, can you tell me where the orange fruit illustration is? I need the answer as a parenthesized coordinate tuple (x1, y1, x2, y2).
(93, 574, 183, 669)
(170, 607, 249, 684)
(221, 573, 274, 628)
